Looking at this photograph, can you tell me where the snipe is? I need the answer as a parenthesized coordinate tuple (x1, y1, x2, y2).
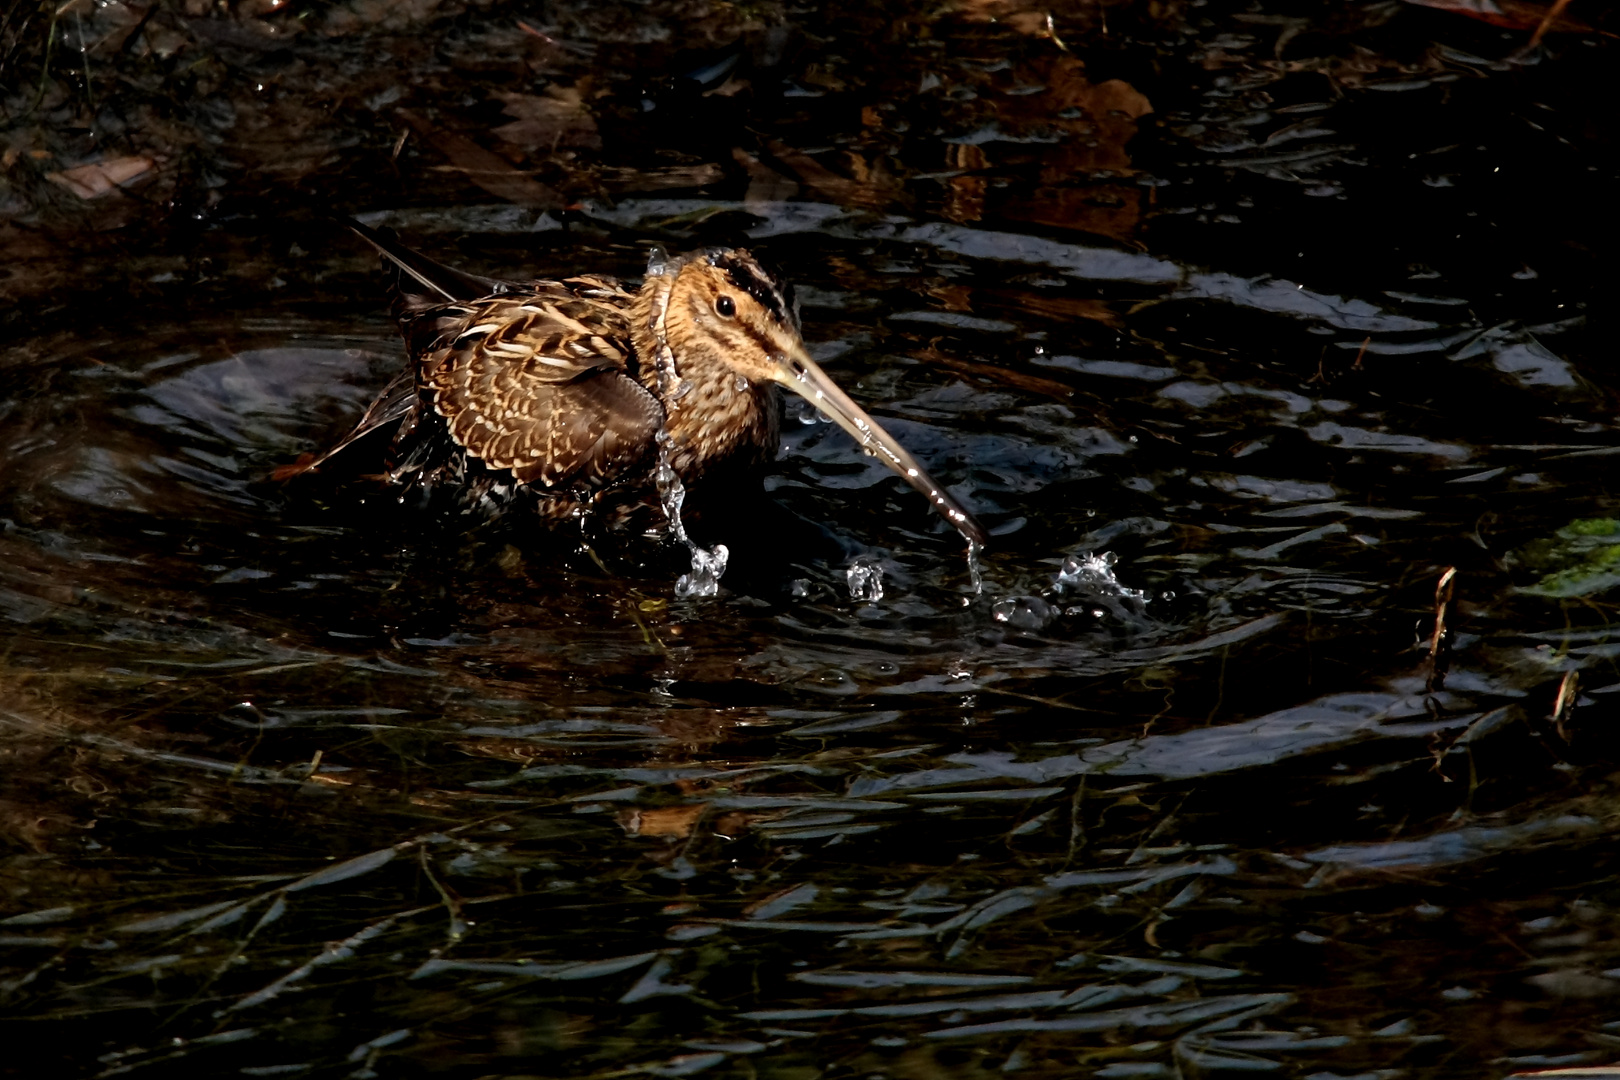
(281, 222, 985, 548)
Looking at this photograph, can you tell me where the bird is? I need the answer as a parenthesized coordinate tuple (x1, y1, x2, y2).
(278, 221, 986, 552)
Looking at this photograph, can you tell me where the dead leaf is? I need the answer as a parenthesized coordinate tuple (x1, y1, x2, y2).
(991, 292, 1124, 329)
(451, 739, 548, 764)
(599, 163, 725, 193)
(982, 56, 1155, 239)
(1000, 183, 1144, 242)
(78, 0, 146, 55)
(765, 142, 903, 209)
(957, 0, 1099, 40)
(397, 109, 563, 208)
(322, 0, 447, 35)
(45, 156, 155, 199)
(621, 803, 708, 838)
(733, 147, 800, 206)
(490, 87, 601, 154)
(909, 345, 1077, 402)
(937, 143, 989, 224)
(712, 812, 750, 838)
(705, 77, 750, 98)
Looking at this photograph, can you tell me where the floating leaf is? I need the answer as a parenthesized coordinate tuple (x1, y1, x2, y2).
(622, 804, 708, 838)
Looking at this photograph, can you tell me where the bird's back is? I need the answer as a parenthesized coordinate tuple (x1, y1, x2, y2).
(385, 276, 669, 524)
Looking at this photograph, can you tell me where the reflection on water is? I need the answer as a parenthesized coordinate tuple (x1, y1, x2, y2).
(2, 0, 1618, 1077)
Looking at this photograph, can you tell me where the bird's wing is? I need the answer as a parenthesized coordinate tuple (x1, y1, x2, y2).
(417, 284, 665, 492)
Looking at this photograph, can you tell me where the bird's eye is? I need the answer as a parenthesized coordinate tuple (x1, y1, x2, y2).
(715, 295, 736, 318)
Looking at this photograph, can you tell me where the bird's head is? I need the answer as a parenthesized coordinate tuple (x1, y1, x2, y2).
(642, 246, 805, 387)
(638, 247, 985, 547)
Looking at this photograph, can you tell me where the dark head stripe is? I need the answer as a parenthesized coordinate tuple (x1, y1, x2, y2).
(707, 249, 800, 333)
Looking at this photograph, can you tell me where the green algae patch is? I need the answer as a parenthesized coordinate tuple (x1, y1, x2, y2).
(1517, 518, 1620, 598)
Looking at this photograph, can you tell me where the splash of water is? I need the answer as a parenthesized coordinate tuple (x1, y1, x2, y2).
(1052, 551, 1148, 604)
(654, 450, 729, 598)
(644, 260, 722, 597)
(677, 542, 729, 599)
(846, 555, 885, 602)
(991, 551, 1151, 632)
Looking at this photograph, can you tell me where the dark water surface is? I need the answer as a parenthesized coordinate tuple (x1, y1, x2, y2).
(4, 1, 1620, 1077)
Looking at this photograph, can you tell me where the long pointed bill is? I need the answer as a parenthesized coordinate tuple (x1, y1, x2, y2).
(772, 345, 986, 547)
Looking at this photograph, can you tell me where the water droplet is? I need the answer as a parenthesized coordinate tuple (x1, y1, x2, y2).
(846, 555, 885, 602)
(645, 245, 671, 277)
(990, 596, 1057, 631)
(790, 400, 831, 425)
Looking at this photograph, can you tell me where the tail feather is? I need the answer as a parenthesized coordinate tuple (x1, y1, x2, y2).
(346, 218, 517, 304)
(278, 221, 518, 484)
(272, 369, 418, 480)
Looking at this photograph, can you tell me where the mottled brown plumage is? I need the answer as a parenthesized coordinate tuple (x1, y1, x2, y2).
(280, 222, 984, 546)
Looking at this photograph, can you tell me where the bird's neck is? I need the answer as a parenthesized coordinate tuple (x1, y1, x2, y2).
(628, 276, 780, 482)
(628, 270, 683, 403)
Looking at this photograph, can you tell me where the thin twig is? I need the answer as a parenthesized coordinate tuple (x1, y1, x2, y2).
(1426, 567, 1457, 692)
(1529, 0, 1575, 49)
(418, 845, 467, 946)
(1552, 669, 1579, 742)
